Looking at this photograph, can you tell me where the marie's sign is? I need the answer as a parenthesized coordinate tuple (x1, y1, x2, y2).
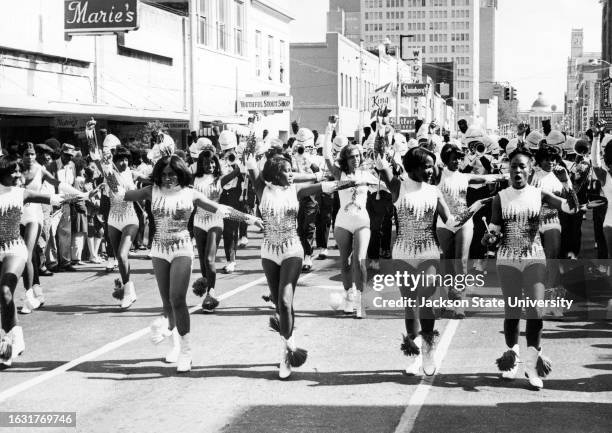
(64, 0, 138, 34)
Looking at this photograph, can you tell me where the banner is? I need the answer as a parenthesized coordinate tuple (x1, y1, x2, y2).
(65, 0, 139, 33)
(401, 83, 428, 98)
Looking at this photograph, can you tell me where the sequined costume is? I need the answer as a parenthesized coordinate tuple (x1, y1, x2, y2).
(21, 163, 44, 226)
(497, 185, 546, 271)
(393, 179, 440, 265)
(335, 170, 377, 233)
(150, 186, 195, 262)
(436, 168, 473, 233)
(0, 186, 28, 262)
(531, 168, 562, 232)
(260, 184, 304, 265)
(105, 167, 139, 231)
(193, 175, 224, 232)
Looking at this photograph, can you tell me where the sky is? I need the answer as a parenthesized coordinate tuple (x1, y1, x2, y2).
(289, 0, 604, 110)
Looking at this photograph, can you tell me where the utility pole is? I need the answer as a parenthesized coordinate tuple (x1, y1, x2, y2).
(188, 0, 199, 133)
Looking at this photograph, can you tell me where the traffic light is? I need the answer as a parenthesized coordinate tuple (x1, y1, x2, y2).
(504, 87, 510, 101)
(511, 87, 517, 101)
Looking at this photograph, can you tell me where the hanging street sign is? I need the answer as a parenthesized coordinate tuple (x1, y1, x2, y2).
(64, 0, 139, 34)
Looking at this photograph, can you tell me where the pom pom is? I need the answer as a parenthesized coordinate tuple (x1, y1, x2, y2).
(111, 278, 124, 301)
(419, 329, 440, 346)
(0, 337, 12, 362)
(536, 354, 552, 377)
(329, 290, 344, 310)
(269, 315, 281, 333)
(496, 349, 518, 371)
(192, 277, 208, 297)
(202, 294, 219, 311)
(401, 335, 420, 356)
(287, 347, 308, 367)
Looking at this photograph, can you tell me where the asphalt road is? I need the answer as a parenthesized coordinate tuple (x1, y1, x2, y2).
(1, 223, 611, 433)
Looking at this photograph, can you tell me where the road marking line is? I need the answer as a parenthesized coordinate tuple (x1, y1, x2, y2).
(393, 319, 460, 433)
(0, 273, 312, 403)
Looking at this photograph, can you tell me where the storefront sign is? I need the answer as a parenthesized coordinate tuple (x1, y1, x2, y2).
(401, 83, 428, 98)
(594, 109, 612, 124)
(389, 116, 418, 131)
(163, 121, 190, 130)
(601, 79, 611, 109)
(64, 0, 138, 34)
(52, 116, 88, 129)
(237, 94, 293, 112)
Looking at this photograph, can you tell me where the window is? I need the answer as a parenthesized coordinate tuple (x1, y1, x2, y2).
(267, 35, 274, 80)
(279, 40, 286, 83)
(349, 77, 353, 108)
(341, 73, 344, 106)
(198, 0, 209, 45)
(217, 0, 227, 51)
(233, 0, 244, 55)
(255, 30, 262, 77)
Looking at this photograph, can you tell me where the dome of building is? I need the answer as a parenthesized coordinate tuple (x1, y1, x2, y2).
(531, 92, 550, 112)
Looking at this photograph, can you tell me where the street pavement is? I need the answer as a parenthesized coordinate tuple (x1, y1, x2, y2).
(1, 224, 611, 433)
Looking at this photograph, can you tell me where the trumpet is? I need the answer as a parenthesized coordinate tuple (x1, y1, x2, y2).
(574, 140, 590, 156)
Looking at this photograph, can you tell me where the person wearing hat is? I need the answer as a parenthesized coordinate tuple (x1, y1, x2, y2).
(531, 140, 574, 318)
(292, 127, 322, 272)
(48, 143, 78, 273)
(218, 130, 245, 274)
(189, 137, 214, 174)
(462, 127, 496, 274)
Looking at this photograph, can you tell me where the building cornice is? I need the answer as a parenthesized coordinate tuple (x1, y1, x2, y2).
(251, 0, 294, 23)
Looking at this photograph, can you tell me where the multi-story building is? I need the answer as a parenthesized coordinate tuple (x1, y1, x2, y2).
(359, 0, 495, 121)
(0, 0, 293, 146)
(291, 32, 414, 138)
(565, 29, 601, 135)
(327, 0, 362, 45)
(479, 0, 497, 100)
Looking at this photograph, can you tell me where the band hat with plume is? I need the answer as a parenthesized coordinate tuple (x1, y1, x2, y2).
(219, 130, 237, 151)
(563, 136, 577, 154)
(505, 137, 520, 155)
(255, 139, 268, 156)
(332, 135, 349, 153)
(295, 128, 315, 148)
(189, 137, 214, 158)
(61, 143, 77, 156)
(269, 138, 284, 149)
(464, 126, 485, 145)
(102, 134, 121, 152)
(526, 131, 544, 149)
(407, 138, 418, 149)
(546, 130, 566, 147)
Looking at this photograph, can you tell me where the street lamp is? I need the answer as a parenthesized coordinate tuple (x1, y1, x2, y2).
(383, 37, 402, 128)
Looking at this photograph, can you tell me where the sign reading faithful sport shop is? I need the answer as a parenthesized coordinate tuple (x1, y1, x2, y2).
(64, 0, 138, 33)
(237, 93, 293, 113)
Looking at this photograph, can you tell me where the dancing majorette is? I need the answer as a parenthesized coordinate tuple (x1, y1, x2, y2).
(88, 127, 149, 309)
(322, 116, 379, 318)
(376, 147, 463, 376)
(483, 148, 577, 389)
(110, 141, 262, 373)
(246, 152, 366, 378)
(0, 155, 84, 367)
